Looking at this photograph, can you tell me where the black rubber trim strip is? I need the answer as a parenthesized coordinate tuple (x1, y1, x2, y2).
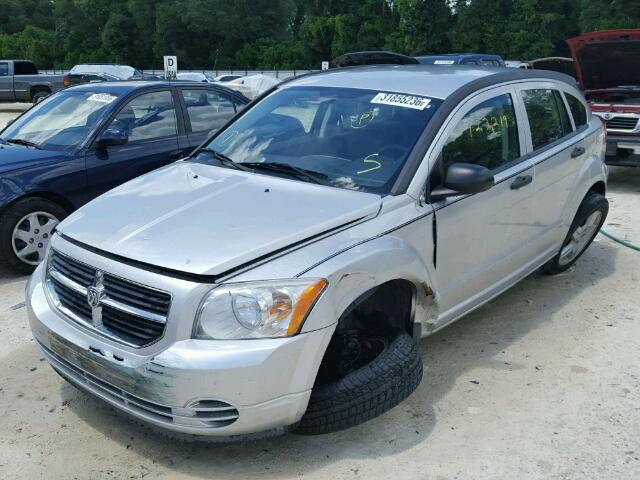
(390, 69, 578, 195)
(57, 216, 367, 284)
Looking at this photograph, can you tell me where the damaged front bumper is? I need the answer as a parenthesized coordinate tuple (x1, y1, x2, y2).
(27, 267, 334, 437)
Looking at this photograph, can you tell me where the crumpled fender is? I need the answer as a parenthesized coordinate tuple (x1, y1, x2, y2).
(299, 232, 438, 335)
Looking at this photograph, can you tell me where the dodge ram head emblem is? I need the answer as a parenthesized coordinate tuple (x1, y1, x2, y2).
(87, 271, 105, 326)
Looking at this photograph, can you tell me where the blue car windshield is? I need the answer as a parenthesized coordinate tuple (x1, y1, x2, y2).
(0, 90, 119, 151)
(195, 86, 443, 194)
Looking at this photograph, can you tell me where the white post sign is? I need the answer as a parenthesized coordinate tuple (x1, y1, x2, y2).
(321, 61, 329, 70)
(164, 55, 177, 80)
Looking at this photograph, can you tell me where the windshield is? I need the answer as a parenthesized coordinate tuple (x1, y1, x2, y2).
(194, 86, 442, 194)
(0, 91, 118, 151)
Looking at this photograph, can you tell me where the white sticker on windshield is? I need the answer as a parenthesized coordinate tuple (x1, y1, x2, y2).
(371, 92, 431, 111)
(87, 93, 117, 104)
(434, 60, 455, 65)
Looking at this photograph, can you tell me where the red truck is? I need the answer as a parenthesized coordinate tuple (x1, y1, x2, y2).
(568, 29, 640, 166)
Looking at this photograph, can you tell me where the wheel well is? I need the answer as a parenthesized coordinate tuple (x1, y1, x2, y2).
(337, 279, 416, 335)
(1, 193, 74, 217)
(30, 86, 51, 99)
(313, 279, 416, 387)
(588, 181, 606, 197)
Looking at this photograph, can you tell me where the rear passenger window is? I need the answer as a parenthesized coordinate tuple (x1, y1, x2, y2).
(0, 63, 8, 76)
(14, 62, 37, 75)
(522, 89, 572, 150)
(565, 93, 588, 128)
(182, 90, 237, 133)
(442, 94, 520, 171)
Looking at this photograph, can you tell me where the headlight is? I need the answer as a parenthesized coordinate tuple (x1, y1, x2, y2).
(194, 279, 328, 340)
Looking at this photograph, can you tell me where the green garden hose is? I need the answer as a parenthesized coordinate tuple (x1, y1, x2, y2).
(600, 229, 640, 252)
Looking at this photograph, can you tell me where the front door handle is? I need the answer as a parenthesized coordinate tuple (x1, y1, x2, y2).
(510, 174, 533, 190)
(571, 146, 586, 158)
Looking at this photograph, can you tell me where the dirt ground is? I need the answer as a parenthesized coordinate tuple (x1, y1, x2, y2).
(0, 102, 639, 479)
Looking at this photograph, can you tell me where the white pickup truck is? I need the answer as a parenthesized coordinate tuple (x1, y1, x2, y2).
(0, 60, 64, 104)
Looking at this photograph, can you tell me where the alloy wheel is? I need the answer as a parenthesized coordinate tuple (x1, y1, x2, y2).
(559, 211, 602, 266)
(11, 211, 59, 265)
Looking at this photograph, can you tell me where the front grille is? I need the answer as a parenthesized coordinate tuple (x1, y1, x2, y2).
(47, 251, 171, 347)
(39, 341, 240, 429)
(605, 116, 639, 131)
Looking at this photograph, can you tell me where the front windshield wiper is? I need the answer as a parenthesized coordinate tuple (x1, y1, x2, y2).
(5, 138, 41, 149)
(242, 162, 330, 186)
(198, 148, 252, 172)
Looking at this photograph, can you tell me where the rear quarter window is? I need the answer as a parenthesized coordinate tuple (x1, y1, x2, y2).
(565, 93, 588, 128)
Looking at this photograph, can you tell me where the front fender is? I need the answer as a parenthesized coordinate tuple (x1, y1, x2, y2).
(299, 232, 438, 335)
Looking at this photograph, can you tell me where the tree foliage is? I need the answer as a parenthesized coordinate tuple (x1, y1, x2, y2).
(0, 0, 637, 69)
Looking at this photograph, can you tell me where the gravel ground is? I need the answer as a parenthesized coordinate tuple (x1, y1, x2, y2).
(0, 101, 639, 479)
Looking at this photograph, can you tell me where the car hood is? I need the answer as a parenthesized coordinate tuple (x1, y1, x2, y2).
(567, 29, 640, 91)
(0, 144, 65, 175)
(59, 161, 382, 277)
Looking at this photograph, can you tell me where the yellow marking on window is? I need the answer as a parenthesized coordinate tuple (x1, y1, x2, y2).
(351, 111, 374, 129)
(357, 154, 382, 175)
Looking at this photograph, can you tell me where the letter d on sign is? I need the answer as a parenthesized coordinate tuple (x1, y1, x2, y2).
(164, 56, 178, 80)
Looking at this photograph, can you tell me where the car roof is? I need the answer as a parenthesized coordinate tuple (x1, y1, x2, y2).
(283, 65, 541, 99)
(64, 80, 251, 101)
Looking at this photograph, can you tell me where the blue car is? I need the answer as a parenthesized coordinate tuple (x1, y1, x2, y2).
(415, 53, 505, 67)
(0, 81, 250, 272)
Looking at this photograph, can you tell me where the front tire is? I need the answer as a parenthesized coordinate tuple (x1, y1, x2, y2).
(296, 330, 423, 435)
(543, 192, 608, 275)
(0, 198, 66, 274)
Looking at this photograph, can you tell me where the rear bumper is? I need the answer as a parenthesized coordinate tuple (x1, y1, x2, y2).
(27, 267, 335, 437)
(605, 135, 640, 166)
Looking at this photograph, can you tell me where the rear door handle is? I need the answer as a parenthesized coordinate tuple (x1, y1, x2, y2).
(571, 146, 586, 158)
(510, 174, 533, 190)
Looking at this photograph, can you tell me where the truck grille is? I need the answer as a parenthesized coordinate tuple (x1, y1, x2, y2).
(605, 116, 639, 131)
(46, 251, 171, 347)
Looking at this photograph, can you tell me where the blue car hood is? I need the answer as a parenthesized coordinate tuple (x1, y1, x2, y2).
(0, 144, 66, 174)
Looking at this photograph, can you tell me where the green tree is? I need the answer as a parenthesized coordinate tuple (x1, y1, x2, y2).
(394, 0, 453, 55)
(578, 0, 640, 31)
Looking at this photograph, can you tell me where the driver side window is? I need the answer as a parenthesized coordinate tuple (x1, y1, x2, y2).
(442, 94, 520, 171)
(108, 90, 177, 142)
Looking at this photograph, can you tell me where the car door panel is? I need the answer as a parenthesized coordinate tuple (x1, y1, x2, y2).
(0, 62, 13, 101)
(434, 160, 535, 322)
(426, 88, 537, 324)
(518, 85, 584, 255)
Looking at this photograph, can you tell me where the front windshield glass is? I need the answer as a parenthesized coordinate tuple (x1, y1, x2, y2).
(0, 90, 118, 151)
(195, 86, 442, 194)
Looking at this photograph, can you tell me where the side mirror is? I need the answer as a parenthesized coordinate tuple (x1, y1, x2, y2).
(96, 129, 128, 148)
(430, 163, 494, 202)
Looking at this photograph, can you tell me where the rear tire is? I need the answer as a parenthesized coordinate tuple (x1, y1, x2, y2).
(543, 192, 608, 275)
(32, 90, 50, 104)
(0, 198, 66, 274)
(296, 330, 423, 435)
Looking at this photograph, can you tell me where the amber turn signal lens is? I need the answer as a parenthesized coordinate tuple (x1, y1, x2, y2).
(288, 279, 328, 336)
